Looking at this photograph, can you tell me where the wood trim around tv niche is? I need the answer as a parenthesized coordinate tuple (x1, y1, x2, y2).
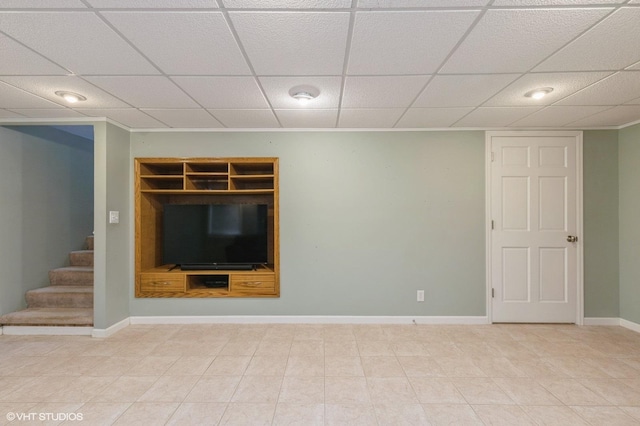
(134, 157, 280, 298)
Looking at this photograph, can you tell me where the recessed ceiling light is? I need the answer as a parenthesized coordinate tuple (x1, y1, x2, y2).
(524, 87, 553, 100)
(55, 90, 87, 104)
(289, 85, 319, 106)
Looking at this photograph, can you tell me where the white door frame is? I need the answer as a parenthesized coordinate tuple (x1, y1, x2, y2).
(485, 131, 584, 325)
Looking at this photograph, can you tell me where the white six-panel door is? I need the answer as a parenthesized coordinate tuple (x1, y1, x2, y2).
(487, 131, 582, 323)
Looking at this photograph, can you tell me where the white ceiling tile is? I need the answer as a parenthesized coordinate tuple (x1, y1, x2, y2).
(348, 11, 479, 75)
(556, 71, 640, 106)
(440, 8, 611, 74)
(0, 12, 157, 75)
(275, 109, 337, 128)
(223, 0, 351, 7)
(414, 74, 520, 107)
(535, 8, 640, 72)
(565, 105, 640, 127)
(509, 105, 611, 127)
(358, 0, 490, 6)
(7, 108, 87, 118)
(0, 109, 26, 118)
(0, 76, 130, 108)
(453, 107, 542, 127)
(102, 12, 250, 75)
(141, 109, 223, 128)
(230, 12, 350, 75)
(259, 76, 342, 109)
(0, 2, 638, 129)
(85, 76, 198, 108)
(493, 0, 624, 5)
(209, 109, 280, 128)
(0, 0, 87, 7)
(395, 108, 473, 128)
(342, 76, 429, 108)
(484, 72, 612, 107)
(0, 34, 69, 75)
(76, 108, 166, 128)
(172, 77, 269, 109)
(0, 81, 63, 109)
(87, 0, 217, 7)
(338, 109, 405, 128)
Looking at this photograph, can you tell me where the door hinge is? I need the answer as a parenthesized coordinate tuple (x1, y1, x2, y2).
(491, 220, 494, 230)
(492, 288, 495, 298)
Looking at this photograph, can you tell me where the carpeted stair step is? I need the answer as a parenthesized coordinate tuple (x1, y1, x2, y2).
(49, 266, 94, 287)
(86, 235, 94, 251)
(0, 308, 93, 327)
(26, 286, 93, 308)
(70, 250, 94, 266)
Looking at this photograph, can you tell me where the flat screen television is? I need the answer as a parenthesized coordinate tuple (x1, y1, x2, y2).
(162, 204, 268, 270)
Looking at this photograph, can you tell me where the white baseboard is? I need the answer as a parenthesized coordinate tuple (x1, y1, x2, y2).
(1, 326, 92, 336)
(4, 317, 635, 335)
(92, 317, 130, 338)
(129, 315, 490, 325)
(583, 317, 640, 334)
(620, 318, 640, 333)
(583, 317, 621, 326)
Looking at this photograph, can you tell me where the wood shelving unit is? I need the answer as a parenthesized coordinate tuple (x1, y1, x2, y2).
(134, 157, 279, 298)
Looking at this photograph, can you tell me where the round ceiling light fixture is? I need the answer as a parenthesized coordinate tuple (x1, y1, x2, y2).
(291, 91, 315, 104)
(289, 85, 319, 105)
(55, 90, 87, 104)
(524, 87, 554, 100)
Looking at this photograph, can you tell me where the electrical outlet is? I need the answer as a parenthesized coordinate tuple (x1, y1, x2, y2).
(417, 290, 425, 302)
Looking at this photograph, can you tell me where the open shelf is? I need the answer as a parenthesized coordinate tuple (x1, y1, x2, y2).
(230, 176, 274, 191)
(187, 275, 229, 291)
(135, 157, 279, 298)
(186, 163, 229, 174)
(140, 176, 184, 191)
(231, 162, 274, 176)
(186, 175, 228, 190)
(137, 159, 275, 194)
(139, 162, 183, 176)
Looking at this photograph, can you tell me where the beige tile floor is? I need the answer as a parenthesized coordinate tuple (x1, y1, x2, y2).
(0, 323, 639, 425)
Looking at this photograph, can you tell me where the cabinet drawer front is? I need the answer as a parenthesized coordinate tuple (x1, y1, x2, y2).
(140, 275, 185, 292)
(231, 274, 275, 292)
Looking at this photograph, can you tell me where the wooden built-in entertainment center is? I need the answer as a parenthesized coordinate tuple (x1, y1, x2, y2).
(134, 157, 279, 298)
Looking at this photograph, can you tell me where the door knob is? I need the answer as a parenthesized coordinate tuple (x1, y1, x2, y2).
(567, 235, 578, 243)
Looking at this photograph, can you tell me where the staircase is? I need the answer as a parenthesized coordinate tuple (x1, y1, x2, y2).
(0, 236, 94, 327)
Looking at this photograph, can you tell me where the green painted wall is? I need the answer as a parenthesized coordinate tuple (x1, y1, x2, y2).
(130, 131, 487, 317)
(93, 122, 131, 329)
(0, 125, 629, 323)
(619, 123, 640, 324)
(127, 129, 626, 320)
(583, 130, 619, 318)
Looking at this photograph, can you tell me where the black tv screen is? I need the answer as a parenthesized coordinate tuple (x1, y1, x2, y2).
(162, 204, 268, 267)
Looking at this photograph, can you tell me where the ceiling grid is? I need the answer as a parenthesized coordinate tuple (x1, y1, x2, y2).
(0, 0, 638, 129)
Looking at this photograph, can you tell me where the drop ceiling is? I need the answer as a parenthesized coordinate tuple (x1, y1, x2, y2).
(0, 0, 639, 130)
